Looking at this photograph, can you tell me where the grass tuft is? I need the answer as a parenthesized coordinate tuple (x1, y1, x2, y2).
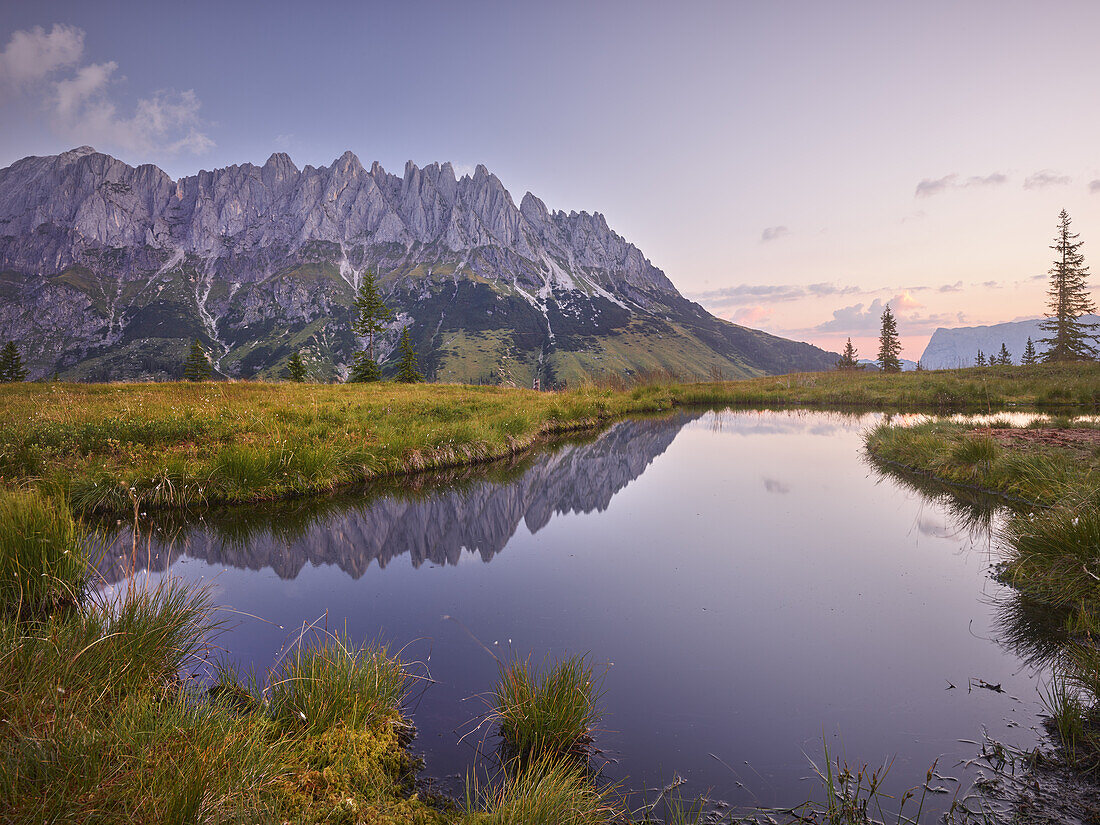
(268, 631, 410, 735)
(468, 754, 621, 825)
(492, 654, 603, 766)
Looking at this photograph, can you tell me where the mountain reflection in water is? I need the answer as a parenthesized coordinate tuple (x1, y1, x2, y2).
(92, 409, 1060, 817)
(96, 413, 700, 583)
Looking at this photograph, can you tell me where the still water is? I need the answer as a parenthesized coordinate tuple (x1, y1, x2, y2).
(101, 410, 1048, 813)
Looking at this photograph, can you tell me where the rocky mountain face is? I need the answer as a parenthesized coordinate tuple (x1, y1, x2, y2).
(0, 147, 836, 383)
(95, 414, 697, 583)
(919, 316, 1100, 369)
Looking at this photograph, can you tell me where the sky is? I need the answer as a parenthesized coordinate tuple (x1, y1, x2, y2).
(2, 0, 1100, 360)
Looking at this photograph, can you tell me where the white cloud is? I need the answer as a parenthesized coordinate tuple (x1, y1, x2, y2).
(51, 74, 214, 155)
(53, 61, 115, 117)
(1, 23, 213, 157)
(0, 23, 84, 90)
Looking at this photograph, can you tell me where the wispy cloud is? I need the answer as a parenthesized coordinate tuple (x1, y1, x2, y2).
(965, 172, 1008, 187)
(915, 172, 1008, 197)
(691, 282, 861, 309)
(1089, 179, 1100, 194)
(0, 23, 213, 156)
(915, 174, 957, 198)
(938, 281, 963, 293)
(0, 24, 83, 92)
(1024, 170, 1071, 190)
(761, 225, 789, 242)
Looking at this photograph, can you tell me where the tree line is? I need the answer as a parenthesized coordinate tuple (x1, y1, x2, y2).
(836, 209, 1099, 373)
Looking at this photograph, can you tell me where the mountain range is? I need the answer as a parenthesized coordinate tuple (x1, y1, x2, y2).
(918, 316, 1100, 369)
(0, 147, 836, 383)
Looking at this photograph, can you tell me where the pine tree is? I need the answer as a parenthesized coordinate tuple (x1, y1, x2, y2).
(348, 270, 394, 382)
(183, 339, 212, 381)
(1038, 210, 1099, 362)
(1022, 337, 1038, 365)
(975, 350, 986, 367)
(395, 328, 423, 383)
(287, 351, 307, 382)
(0, 341, 28, 382)
(876, 304, 902, 373)
(836, 337, 860, 371)
(915, 360, 925, 372)
(997, 343, 1012, 366)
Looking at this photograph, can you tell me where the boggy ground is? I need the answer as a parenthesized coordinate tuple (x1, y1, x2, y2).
(1, 362, 1097, 520)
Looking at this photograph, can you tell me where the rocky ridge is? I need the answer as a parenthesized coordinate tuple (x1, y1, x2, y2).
(0, 147, 837, 382)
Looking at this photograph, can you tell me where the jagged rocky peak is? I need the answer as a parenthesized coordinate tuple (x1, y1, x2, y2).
(0, 146, 840, 383)
(58, 145, 98, 162)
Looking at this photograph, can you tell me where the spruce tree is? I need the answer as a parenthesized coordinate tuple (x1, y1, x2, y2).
(0, 341, 28, 382)
(975, 350, 986, 367)
(287, 351, 307, 382)
(1038, 210, 1099, 361)
(836, 337, 860, 371)
(1022, 337, 1038, 365)
(348, 269, 394, 382)
(183, 339, 212, 381)
(395, 328, 423, 383)
(876, 304, 902, 373)
(997, 343, 1012, 366)
(915, 360, 925, 372)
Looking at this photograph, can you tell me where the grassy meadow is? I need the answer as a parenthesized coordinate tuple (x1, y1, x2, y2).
(1, 362, 1098, 518)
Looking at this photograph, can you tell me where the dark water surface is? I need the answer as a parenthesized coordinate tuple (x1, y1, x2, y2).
(101, 410, 1048, 812)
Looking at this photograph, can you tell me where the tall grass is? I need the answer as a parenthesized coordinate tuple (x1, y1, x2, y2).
(1000, 503, 1100, 609)
(0, 489, 86, 619)
(492, 654, 603, 765)
(466, 754, 622, 825)
(267, 631, 410, 735)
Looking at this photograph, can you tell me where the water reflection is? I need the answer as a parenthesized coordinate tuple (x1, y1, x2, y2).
(96, 413, 701, 583)
(95, 408, 1063, 817)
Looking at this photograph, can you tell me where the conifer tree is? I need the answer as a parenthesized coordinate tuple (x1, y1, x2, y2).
(975, 350, 986, 367)
(836, 337, 860, 371)
(997, 343, 1012, 365)
(287, 351, 307, 382)
(0, 340, 28, 382)
(395, 328, 423, 383)
(915, 360, 925, 372)
(876, 304, 902, 373)
(1038, 210, 1099, 361)
(183, 339, 212, 381)
(1022, 337, 1038, 365)
(348, 269, 394, 382)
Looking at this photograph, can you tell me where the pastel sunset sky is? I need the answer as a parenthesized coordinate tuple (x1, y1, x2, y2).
(3, 0, 1099, 360)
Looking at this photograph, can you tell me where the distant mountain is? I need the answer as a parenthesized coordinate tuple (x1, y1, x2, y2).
(857, 357, 918, 372)
(0, 147, 837, 383)
(919, 316, 1100, 369)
